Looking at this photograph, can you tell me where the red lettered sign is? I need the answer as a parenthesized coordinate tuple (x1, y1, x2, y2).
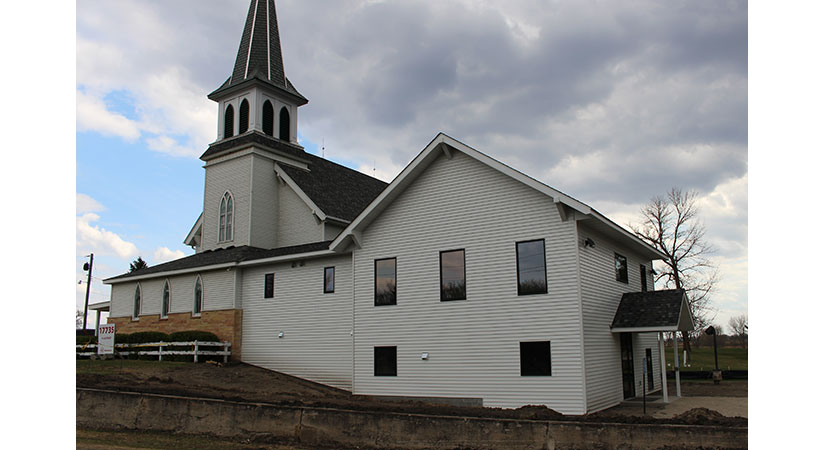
(97, 323, 116, 355)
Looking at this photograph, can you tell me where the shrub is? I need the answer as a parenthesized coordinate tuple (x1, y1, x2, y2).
(120, 331, 171, 344)
(168, 330, 220, 342)
(77, 335, 97, 345)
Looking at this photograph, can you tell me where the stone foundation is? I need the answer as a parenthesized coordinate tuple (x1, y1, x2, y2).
(109, 309, 243, 359)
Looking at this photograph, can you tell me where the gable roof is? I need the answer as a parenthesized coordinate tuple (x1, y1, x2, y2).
(330, 133, 667, 261)
(610, 289, 695, 332)
(104, 241, 332, 284)
(277, 153, 389, 223)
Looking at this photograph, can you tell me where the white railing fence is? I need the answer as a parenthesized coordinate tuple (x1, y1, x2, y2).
(76, 340, 231, 363)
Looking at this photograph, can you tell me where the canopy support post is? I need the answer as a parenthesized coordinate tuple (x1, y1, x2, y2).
(659, 331, 668, 403)
(673, 331, 681, 398)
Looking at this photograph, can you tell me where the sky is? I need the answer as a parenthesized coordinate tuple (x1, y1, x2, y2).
(74, 0, 748, 330)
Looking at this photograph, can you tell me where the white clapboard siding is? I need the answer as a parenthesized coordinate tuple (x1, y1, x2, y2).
(277, 181, 323, 247)
(241, 255, 354, 390)
(577, 222, 659, 412)
(108, 269, 238, 319)
(249, 154, 279, 249)
(352, 151, 586, 414)
(202, 155, 253, 252)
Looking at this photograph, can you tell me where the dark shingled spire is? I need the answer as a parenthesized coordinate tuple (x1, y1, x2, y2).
(210, 0, 306, 104)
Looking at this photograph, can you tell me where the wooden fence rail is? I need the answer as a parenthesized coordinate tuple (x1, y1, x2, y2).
(76, 341, 231, 363)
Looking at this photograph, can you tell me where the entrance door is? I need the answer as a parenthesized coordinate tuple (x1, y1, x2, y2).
(646, 348, 654, 391)
(620, 333, 635, 399)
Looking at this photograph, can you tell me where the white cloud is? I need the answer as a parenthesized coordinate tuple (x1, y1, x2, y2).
(76, 90, 142, 141)
(76, 193, 105, 214)
(76, 213, 139, 259)
(153, 247, 186, 264)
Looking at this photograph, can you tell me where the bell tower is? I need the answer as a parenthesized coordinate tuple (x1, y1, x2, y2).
(208, 0, 308, 145)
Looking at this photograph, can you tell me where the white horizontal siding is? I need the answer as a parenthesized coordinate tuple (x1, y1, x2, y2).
(241, 255, 353, 390)
(202, 155, 252, 252)
(277, 181, 322, 247)
(352, 151, 585, 414)
(578, 221, 657, 412)
(109, 283, 135, 318)
(249, 154, 279, 249)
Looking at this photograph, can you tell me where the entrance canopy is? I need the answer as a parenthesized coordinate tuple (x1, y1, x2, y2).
(610, 289, 694, 333)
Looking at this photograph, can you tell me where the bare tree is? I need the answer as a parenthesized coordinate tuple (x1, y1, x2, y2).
(728, 314, 748, 348)
(76, 310, 84, 329)
(629, 188, 719, 360)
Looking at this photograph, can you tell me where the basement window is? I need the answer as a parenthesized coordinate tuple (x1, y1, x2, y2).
(324, 267, 335, 293)
(520, 341, 552, 376)
(615, 253, 628, 284)
(374, 346, 397, 376)
(264, 273, 274, 299)
(516, 239, 547, 295)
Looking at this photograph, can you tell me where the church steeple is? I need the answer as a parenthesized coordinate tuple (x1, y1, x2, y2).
(208, 0, 307, 145)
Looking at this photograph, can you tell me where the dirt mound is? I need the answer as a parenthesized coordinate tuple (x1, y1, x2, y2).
(673, 408, 729, 425)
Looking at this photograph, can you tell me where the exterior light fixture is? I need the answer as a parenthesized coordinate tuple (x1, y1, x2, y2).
(583, 238, 595, 248)
(421, 352, 429, 360)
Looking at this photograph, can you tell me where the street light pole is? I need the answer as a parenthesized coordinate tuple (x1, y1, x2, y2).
(82, 253, 94, 331)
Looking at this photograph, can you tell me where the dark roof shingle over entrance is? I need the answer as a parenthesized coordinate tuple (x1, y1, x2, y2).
(279, 153, 388, 222)
(105, 241, 332, 282)
(611, 289, 687, 330)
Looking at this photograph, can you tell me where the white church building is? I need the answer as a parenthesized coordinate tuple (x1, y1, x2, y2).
(104, 0, 693, 415)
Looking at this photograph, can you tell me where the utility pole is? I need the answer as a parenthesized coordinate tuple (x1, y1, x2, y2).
(82, 253, 94, 331)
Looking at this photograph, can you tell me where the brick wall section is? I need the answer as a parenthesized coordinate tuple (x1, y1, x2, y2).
(109, 309, 243, 360)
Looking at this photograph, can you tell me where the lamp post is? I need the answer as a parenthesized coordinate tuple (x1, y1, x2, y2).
(705, 326, 722, 384)
(82, 254, 94, 331)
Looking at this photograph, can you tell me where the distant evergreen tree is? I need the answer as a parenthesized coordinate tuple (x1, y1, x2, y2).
(129, 256, 149, 273)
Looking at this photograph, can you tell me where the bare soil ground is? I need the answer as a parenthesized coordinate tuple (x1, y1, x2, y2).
(76, 360, 746, 427)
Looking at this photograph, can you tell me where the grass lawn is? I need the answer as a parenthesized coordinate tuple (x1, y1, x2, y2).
(664, 346, 747, 371)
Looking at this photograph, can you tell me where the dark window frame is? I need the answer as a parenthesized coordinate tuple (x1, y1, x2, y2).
(279, 106, 290, 141)
(374, 257, 397, 306)
(439, 249, 466, 301)
(262, 100, 274, 136)
(520, 341, 552, 376)
(324, 267, 335, 294)
(516, 239, 548, 296)
(238, 98, 249, 134)
(374, 346, 397, 376)
(264, 273, 275, 299)
(615, 253, 628, 284)
(640, 264, 648, 292)
(224, 104, 234, 138)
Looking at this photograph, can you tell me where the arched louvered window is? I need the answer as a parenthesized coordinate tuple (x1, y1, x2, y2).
(161, 281, 170, 318)
(279, 107, 290, 141)
(133, 284, 142, 319)
(193, 276, 203, 315)
(219, 192, 234, 242)
(262, 100, 274, 136)
(239, 99, 249, 134)
(224, 104, 235, 138)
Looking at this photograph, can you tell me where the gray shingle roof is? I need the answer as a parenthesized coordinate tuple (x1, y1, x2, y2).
(279, 153, 389, 222)
(209, 0, 306, 104)
(611, 289, 686, 329)
(200, 130, 308, 161)
(105, 241, 332, 282)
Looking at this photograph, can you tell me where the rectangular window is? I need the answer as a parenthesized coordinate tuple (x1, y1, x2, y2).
(324, 267, 335, 293)
(374, 346, 397, 376)
(615, 253, 628, 284)
(640, 264, 648, 292)
(516, 239, 547, 295)
(520, 341, 552, 376)
(440, 249, 466, 301)
(374, 258, 397, 306)
(264, 273, 274, 298)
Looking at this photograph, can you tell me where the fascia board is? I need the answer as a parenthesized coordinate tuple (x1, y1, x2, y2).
(184, 213, 203, 246)
(236, 250, 337, 267)
(272, 163, 327, 221)
(103, 262, 238, 285)
(610, 326, 679, 333)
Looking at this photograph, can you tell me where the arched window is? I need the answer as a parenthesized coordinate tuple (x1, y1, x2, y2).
(133, 284, 142, 319)
(193, 276, 203, 315)
(279, 107, 290, 141)
(219, 192, 234, 242)
(262, 100, 274, 136)
(239, 99, 249, 134)
(161, 280, 170, 318)
(224, 104, 235, 138)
